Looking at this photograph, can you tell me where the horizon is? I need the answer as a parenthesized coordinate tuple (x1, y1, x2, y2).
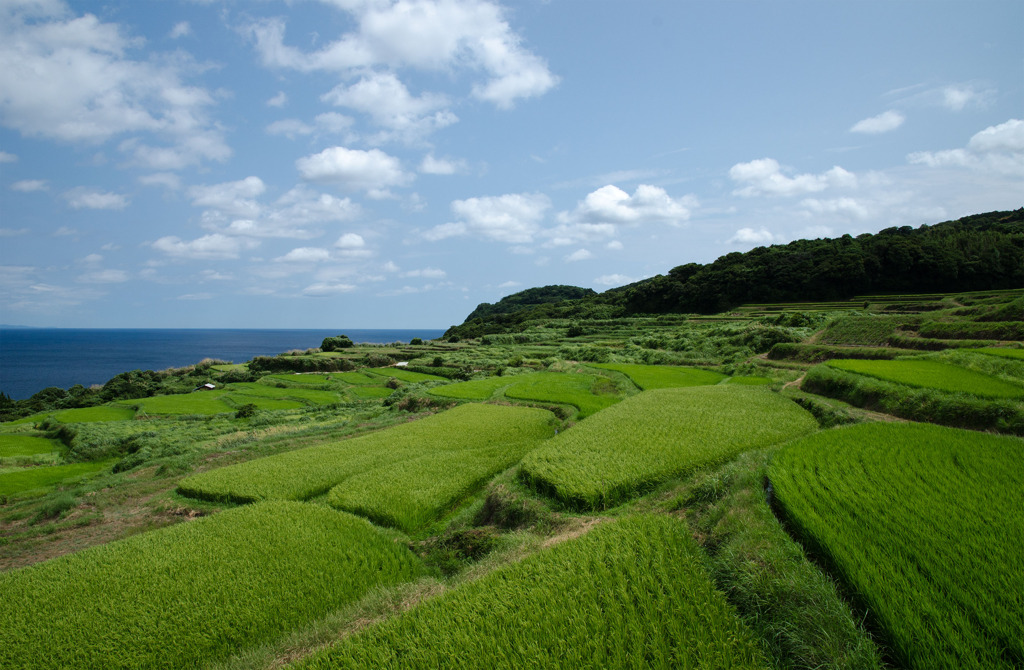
(1, 0, 1021, 329)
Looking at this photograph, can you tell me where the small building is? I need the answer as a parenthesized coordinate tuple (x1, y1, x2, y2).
(194, 383, 216, 392)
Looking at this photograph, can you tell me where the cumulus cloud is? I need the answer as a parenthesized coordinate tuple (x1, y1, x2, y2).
(322, 71, 456, 143)
(941, 84, 990, 111)
(275, 247, 331, 263)
(594, 273, 638, 287)
(729, 158, 857, 197)
(138, 172, 181, 190)
(335, 232, 366, 249)
(799, 197, 870, 220)
(0, 2, 228, 168)
(152, 233, 259, 260)
(558, 184, 696, 225)
(424, 192, 551, 244)
(850, 110, 905, 134)
(64, 188, 129, 210)
(0, 151, 16, 162)
(189, 176, 265, 218)
(565, 248, 592, 262)
(401, 267, 446, 278)
(728, 227, 777, 245)
(419, 154, 464, 175)
(266, 112, 353, 139)
(296, 146, 412, 194)
(11, 179, 47, 192)
(244, 0, 557, 110)
(907, 118, 1024, 176)
(267, 91, 288, 107)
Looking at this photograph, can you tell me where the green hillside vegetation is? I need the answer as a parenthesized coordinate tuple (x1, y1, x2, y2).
(770, 423, 1024, 669)
(1, 209, 1022, 669)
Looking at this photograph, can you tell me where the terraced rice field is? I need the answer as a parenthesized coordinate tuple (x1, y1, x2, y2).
(125, 383, 344, 415)
(178, 404, 555, 507)
(295, 515, 766, 670)
(366, 367, 447, 383)
(825, 359, 1024, 399)
(588, 362, 726, 389)
(975, 347, 1024, 360)
(770, 422, 1024, 669)
(0, 502, 422, 670)
(521, 386, 816, 510)
(0, 459, 113, 497)
(0, 435, 59, 459)
(429, 371, 619, 418)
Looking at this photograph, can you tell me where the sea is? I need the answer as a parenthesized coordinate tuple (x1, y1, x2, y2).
(0, 328, 446, 400)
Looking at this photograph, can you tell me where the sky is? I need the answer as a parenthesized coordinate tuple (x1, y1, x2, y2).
(0, 0, 1021, 329)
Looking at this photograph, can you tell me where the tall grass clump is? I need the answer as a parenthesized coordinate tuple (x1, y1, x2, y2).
(294, 515, 767, 670)
(0, 501, 423, 669)
(770, 422, 1024, 669)
(520, 386, 816, 510)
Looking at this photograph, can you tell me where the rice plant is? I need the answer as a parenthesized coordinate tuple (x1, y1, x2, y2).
(0, 501, 422, 670)
(294, 515, 767, 670)
(770, 422, 1024, 669)
(588, 362, 726, 389)
(520, 386, 816, 510)
(825, 358, 1024, 399)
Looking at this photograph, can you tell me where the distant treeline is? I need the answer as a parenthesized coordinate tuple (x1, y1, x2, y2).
(447, 209, 1024, 338)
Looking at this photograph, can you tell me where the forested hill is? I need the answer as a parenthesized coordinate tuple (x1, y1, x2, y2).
(447, 209, 1024, 338)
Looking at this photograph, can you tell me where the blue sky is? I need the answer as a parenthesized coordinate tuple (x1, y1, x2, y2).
(1, 0, 1021, 329)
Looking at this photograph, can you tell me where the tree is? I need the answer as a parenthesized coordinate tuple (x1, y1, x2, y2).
(321, 335, 354, 351)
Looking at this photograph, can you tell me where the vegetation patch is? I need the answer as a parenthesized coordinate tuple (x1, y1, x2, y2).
(770, 422, 1024, 669)
(520, 386, 816, 510)
(295, 515, 766, 670)
(975, 347, 1024, 360)
(366, 367, 447, 383)
(428, 371, 621, 418)
(825, 358, 1024, 399)
(0, 501, 422, 670)
(177, 404, 555, 504)
(588, 362, 726, 389)
(767, 342, 903, 363)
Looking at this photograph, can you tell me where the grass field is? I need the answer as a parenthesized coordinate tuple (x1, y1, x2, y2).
(0, 501, 423, 669)
(588, 362, 727, 389)
(295, 515, 767, 670)
(429, 371, 620, 418)
(0, 459, 113, 497)
(521, 386, 817, 510)
(10, 405, 138, 424)
(825, 358, 1024, 399)
(427, 375, 511, 400)
(178, 404, 555, 504)
(366, 367, 447, 383)
(770, 422, 1024, 669)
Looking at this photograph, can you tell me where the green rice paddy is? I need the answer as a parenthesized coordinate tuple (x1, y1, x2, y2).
(0, 459, 113, 497)
(589, 362, 727, 389)
(770, 422, 1024, 669)
(296, 515, 766, 670)
(0, 435, 59, 459)
(429, 371, 620, 418)
(825, 358, 1024, 398)
(521, 386, 817, 510)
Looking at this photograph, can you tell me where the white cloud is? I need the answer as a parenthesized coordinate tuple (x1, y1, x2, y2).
(729, 158, 857, 197)
(152, 233, 259, 260)
(267, 91, 288, 107)
(296, 146, 412, 192)
(594, 273, 637, 286)
(908, 118, 1024, 176)
(11, 179, 47, 192)
(322, 71, 456, 143)
(275, 247, 331, 263)
(941, 84, 989, 111)
(0, 150, 16, 162)
(419, 154, 464, 175)
(728, 227, 777, 245)
(77, 268, 128, 283)
(64, 188, 129, 210)
(303, 282, 356, 296)
(335, 232, 366, 249)
(189, 176, 265, 218)
(426, 192, 550, 244)
(169, 21, 191, 39)
(565, 248, 592, 262)
(244, 0, 557, 109)
(0, 3, 228, 168)
(606, 240, 624, 251)
(850, 110, 904, 134)
(266, 112, 353, 139)
(498, 280, 521, 289)
(138, 172, 181, 190)
(0, 227, 29, 236)
(558, 184, 696, 225)
(800, 197, 870, 220)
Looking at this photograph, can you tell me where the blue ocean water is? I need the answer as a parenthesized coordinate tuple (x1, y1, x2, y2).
(0, 328, 445, 400)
